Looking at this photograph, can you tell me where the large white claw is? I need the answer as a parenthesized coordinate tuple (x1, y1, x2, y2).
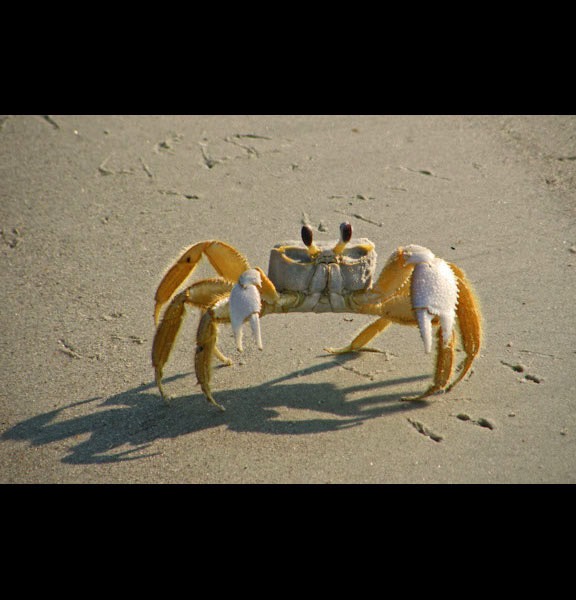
(405, 245, 458, 354)
(229, 269, 263, 352)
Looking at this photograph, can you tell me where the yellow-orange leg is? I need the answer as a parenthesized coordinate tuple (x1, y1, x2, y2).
(446, 264, 483, 391)
(404, 328, 456, 400)
(152, 279, 233, 404)
(373, 247, 415, 300)
(325, 316, 392, 354)
(152, 291, 187, 402)
(154, 241, 250, 324)
(194, 309, 226, 411)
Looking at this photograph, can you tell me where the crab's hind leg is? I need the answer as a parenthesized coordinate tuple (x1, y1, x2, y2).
(325, 316, 392, 354)
(154, 241, 250, 324)
(447, 264, 483, 391)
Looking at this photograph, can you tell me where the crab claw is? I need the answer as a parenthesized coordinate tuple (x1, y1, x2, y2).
(229, 269, 263, 352)
(404, 245, 458, 354)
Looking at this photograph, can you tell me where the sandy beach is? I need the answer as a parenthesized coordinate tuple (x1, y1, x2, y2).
(1, 114, 575, 483)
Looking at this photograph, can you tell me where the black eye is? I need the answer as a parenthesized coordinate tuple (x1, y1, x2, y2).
(301, 225, 314, 247)
(340, 222, 352, 243)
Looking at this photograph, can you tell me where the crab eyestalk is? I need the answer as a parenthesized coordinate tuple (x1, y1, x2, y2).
(333, 222, 352, 255)
(301, 225, 320, 257)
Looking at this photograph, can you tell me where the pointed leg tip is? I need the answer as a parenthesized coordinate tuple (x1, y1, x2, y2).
(158, 388, 173, 404)
(155, 371, 173, 404)
(207, 397, 226, 412)
(403, 386, 449, 402)
(324, 345, 351, 355)
(400, 394, 429, 402)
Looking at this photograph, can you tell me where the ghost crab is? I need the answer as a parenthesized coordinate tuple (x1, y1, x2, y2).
(152, 223, 482, 411)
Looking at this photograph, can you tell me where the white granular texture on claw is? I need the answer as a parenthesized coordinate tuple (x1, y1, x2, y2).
(410, 255, 458, 353)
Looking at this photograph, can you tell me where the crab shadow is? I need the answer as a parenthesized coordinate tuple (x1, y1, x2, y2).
(2, 354, 430, 465)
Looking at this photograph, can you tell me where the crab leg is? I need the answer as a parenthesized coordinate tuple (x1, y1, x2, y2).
(152, 278, 233, 403)
(195, 308, 226, 411)
(193, 270, 283, 409)
(352, 244, 469, 398)
(325, 316, 392, 354)
(253, 267, 280, 304)
(408, 327, 456, 400)
(446, 263, 482, 390)
(373, 247, 415, 301)
(433, 328, 456, 392)
(152, 291, 187, 402)
(154, 240, 250, 324)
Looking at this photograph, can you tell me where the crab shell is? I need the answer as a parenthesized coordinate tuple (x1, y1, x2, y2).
(268, 238, 377, 305)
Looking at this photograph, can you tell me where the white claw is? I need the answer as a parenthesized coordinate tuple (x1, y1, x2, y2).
(249, 313, 263, 350)
(229, 269, 263, 352)
(414, 309, 435, 354)
(407, 246, 458, 353)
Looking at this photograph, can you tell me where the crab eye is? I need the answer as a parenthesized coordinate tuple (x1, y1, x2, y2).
(340, 222, 352, 243)
(301, 225, 314, 247)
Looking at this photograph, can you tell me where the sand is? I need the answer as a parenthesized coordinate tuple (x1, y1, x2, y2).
(1, 114, 575, 483)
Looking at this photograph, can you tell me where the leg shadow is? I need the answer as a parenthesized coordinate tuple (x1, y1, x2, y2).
(2, 355, 431, 465)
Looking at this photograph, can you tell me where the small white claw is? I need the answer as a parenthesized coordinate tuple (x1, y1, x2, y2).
(414, 309, 434, 354)
(249, 313, 263, 350)
(407, 247, 458, 353)
(229, 269, 263, 352)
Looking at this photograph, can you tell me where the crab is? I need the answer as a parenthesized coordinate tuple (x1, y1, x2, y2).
(152, 222, 482, 411)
